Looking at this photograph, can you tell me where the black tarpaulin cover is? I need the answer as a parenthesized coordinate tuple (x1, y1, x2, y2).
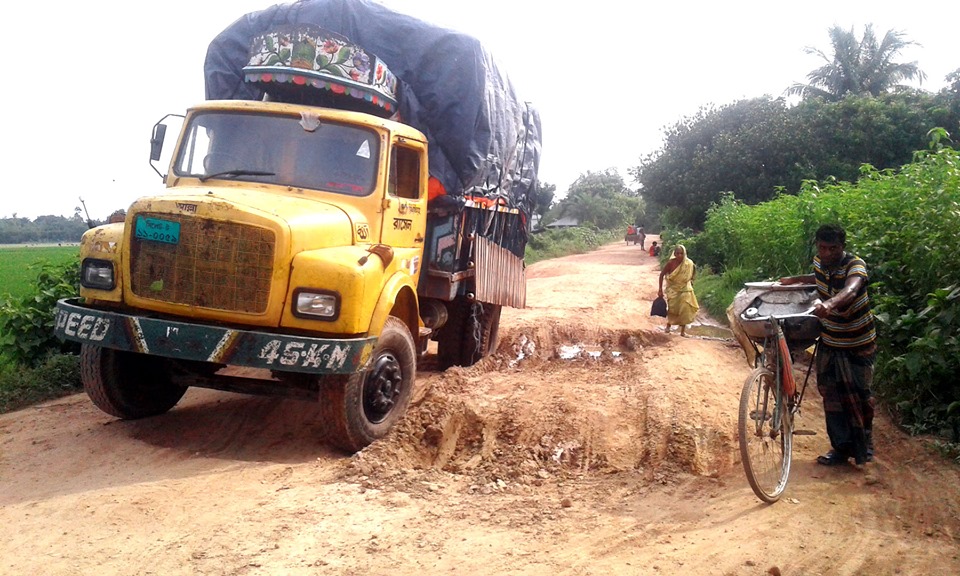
(204, 0, 541, 214)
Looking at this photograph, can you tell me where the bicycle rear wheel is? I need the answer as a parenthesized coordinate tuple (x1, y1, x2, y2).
(738, 367, 793, 503)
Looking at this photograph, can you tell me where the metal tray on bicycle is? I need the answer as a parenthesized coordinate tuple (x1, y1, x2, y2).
(736, 283, 821, 350)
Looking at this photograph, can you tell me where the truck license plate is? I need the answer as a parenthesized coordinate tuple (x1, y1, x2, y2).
(135, 216, 181, 245)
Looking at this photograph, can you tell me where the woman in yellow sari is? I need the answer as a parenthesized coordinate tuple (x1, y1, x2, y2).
(657, 244, 699, 336)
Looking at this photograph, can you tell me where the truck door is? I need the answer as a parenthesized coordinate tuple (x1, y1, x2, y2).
(380, 138, 427, 248)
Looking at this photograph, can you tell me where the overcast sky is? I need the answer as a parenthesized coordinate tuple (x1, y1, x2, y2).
(1, 1, 955, 220)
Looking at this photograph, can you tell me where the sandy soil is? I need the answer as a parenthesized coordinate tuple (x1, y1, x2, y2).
(2, 240, 958, 576)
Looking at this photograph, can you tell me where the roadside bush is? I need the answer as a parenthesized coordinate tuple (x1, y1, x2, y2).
(676, 141, 960, 438)
(0, 259, 80, 368)
(693, 266, 756, 323)
(689, 191, 819, 278)
(0, 353, 82, 413)
(878, 285, 960, 441)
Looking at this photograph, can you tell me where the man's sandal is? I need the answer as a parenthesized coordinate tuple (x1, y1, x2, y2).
(816, 450, 849, 466)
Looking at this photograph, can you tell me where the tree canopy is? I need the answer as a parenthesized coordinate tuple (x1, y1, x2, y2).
(633, 86, 960, 230)
(0, 214, 94, 244)
(631, 97, 814, 229)
(549, 169, 644, 230)
(534, 181, 556, 220)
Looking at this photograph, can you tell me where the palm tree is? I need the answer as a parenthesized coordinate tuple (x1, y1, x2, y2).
(786, 25, 926, 100)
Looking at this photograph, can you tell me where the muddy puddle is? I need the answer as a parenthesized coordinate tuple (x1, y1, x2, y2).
(685, 323, 734, 339)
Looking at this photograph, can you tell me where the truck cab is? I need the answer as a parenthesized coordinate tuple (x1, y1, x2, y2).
(145, 100, 430, 337)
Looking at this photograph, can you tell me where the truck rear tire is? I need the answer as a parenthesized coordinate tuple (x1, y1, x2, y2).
(320, 316, 415, 453)
(436, 300, 501, 370)
(80, 344, 187, 419)
(478, 303, 502, 362)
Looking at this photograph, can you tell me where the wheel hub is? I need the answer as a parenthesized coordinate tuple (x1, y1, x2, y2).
(363, 352, 403, 423)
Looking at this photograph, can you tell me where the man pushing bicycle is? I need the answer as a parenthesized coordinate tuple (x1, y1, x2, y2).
(780, 224, 877, 469)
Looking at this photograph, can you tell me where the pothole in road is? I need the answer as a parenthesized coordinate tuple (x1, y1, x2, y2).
(557, 344, 624, 360)
(501, 322, 734, 368)
(352, 324, 738, 491)
(508, 335, 628, 366)
(501, 326, 665, 368)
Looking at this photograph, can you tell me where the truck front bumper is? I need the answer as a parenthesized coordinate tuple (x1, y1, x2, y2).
(54, 298, 376, 375)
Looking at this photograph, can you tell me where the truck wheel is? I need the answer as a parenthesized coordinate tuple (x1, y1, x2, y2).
(436, 299, 468, 369)
(320, 316, 415, 453)
(80, 344, 187, 419)
(437, 301, 501, 369)
(476, 303, 502, 363)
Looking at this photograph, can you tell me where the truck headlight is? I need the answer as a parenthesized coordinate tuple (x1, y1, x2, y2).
(81, 259, 116, 290)
(293, 289, 340, 320)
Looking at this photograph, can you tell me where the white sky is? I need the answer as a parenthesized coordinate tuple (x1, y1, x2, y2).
(1, 1, 955, 220)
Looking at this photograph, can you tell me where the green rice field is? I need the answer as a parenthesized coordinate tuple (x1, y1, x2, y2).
(0, 245, 79, 299)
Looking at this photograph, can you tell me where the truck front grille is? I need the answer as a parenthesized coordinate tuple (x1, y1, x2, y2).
(130, 213, 275, 314)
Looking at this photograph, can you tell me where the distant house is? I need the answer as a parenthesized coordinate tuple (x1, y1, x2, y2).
(545, 216, 579, 229)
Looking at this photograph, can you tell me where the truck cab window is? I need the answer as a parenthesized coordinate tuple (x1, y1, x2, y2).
(174, 111, 378, 196)
(389, 145, 422, 200)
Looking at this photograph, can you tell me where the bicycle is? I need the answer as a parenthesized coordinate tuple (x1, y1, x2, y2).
(737, 308, 821, 503)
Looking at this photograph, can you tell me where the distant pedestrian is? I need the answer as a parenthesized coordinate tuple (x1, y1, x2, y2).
(637, 226, 646, 250)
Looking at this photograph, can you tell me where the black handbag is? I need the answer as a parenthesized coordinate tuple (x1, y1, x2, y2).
(650, 296, 667, 317)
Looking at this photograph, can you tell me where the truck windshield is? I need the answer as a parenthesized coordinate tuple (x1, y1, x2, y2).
(174, 111, 380, 196)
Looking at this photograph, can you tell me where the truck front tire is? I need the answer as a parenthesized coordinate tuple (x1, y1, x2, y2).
(320, 316, 415, 453)
(80, 344, 187, 419)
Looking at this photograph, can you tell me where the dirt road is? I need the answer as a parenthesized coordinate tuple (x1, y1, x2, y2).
(2, 241, 958, 575)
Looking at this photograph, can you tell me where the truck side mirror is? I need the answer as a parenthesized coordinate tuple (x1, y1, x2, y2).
(148, 114, 184, 180)
(150, 124, 167, 162)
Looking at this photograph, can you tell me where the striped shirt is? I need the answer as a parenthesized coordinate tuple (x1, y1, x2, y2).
(814, 253, 876, 351)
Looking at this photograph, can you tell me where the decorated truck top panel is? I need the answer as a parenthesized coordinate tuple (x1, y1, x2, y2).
(204, 0, 541, 216)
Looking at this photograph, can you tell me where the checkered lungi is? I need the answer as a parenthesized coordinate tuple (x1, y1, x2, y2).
(816, 344, 876, 464)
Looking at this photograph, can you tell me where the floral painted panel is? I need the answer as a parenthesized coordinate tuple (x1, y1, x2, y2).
(244, 25, 398, 115)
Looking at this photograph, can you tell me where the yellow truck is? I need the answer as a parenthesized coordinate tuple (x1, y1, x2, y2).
(54, 1, 540, 452)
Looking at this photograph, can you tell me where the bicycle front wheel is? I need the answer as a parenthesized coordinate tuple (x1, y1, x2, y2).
(738, 367, 793, 503)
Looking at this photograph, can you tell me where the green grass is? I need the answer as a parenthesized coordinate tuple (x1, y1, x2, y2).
(0, 245, 78, 299)
(0, 246, 83, 413)
(693, 266, 757, 325)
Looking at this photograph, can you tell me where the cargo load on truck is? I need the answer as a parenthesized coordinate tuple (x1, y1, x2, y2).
(204, 0, 542, 218)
